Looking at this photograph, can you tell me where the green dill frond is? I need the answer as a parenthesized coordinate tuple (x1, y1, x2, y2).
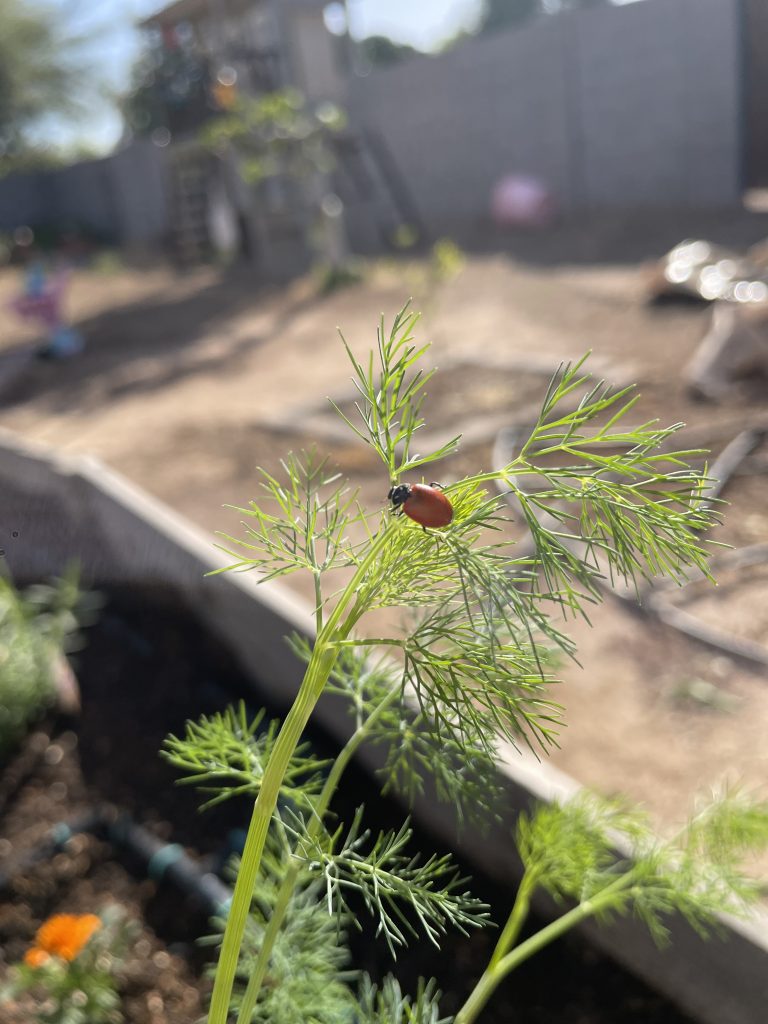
(332, 303, 461, 481)
(402, 606, 563, 755)
(204, 311, 727, 1024)
(516, 789, 768, 949)
(378, 708, 507, 831)
(213, 449, 368, 583)
(289, 807, 490, 957)
(491, 360, 718, 600)
(211, 849, 357, 1024)
(516, 793, 647, 904)
(162, 702, 328, 811)
(630, 787, 768, 943)
(292, 635, 508, 827)
(357, 975, 449, 1024)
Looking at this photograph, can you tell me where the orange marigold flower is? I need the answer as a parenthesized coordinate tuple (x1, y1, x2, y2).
(23, 947, 51, 968)
(34, 913, 102, 961)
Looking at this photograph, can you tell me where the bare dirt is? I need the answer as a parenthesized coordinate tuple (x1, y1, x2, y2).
(1, 209, 768, 847)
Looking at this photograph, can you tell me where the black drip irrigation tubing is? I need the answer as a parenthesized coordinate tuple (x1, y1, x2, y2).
(0, 806, 232, 919)
(492, 420, 768, 669)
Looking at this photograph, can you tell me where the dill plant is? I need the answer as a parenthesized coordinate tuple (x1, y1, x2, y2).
(163, 306, 768, 1023)
(0, 569, 86, 759)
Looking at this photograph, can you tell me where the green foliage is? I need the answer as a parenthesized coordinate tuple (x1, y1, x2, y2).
(451, 790, 768, 1023)
(215, 451, 365, 583)
(314, 640, 507, 828)
(331, 308, 461, 480)
(516, 788, 768, 944)
(0, 0, 92, 171)
(123, 42, 209, 139)
(22, 566, 99, 653)
(213, 847, 357, 1024)
(200, 89, 346, 186)
(358, 35, 423, 69)
(516, 793, 649, 905)
(486, 357, 716, 605)
(630, 788, 768, 945)
(289, 807, 489, 956)
(356, 976, 448, 1024)
(315, 260, 364, 296)
(162, 702, 329, 811)
(0, 570, 86, 759)
(430, 238, 465, 281)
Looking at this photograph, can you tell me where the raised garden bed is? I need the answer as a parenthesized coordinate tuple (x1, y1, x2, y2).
(0, 584, 698, 1024)
(0, 429, 766, 1024)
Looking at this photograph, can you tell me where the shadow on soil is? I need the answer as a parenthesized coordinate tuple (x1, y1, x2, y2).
(0, 265, 322, 415)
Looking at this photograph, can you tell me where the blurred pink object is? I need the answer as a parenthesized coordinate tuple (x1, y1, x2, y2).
(9, 265, 83, 358)
(491, 175, 556, 228)
(10, 267, 70, 330)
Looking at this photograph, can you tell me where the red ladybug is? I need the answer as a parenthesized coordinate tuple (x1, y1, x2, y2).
(388, 482, 453, 528)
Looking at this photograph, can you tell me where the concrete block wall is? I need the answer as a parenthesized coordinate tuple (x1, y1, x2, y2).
(0, 171, 50, 234)
(573, 0, 740, 207)
(50, 158, 118, 240)
(110, 141, 171, 247)
(354, 17, 573, 229)
(0, 141, 169, 248)
(353, 0, 742, 236)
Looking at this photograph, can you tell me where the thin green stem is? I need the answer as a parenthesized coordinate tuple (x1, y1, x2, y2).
(207, 524, 394, 1024)
(487, 871, 535, 970)
(313, 570, 323, 633)
(454, 874, 632, 1024)
(330, 637, 403, 648)
(208, 649, 331, 1024)
(235, 683, 400, 1024)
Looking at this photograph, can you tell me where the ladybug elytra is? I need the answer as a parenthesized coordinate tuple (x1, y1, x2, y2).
(388, 482, 453, 528)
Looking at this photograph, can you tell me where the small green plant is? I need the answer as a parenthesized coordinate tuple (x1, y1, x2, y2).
(163, 306, 768, 1023)
(3, 907, 133, 1024)
(201, 89, 352, 275)
(454, 788, 768, 1022)
(0, 569, 87, 759)
(201, 89, 346, 189)
(430, 238, 465, 281)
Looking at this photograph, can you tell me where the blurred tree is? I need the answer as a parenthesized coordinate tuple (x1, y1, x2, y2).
(123, 39, 211, 139)
(359, 35, 421, 68)
(557, 0, 608, 8)
(479, 0, 543, 33)
(200, 90, 352, 273)
(200, 89, 346, 190)
(478, 0, 608, 36)
(0, 0, 87, 171)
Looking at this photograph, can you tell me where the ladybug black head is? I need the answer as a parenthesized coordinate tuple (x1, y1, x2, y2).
(388, 483, 411, 508)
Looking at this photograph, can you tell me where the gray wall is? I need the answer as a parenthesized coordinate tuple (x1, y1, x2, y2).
(744, 0, 768, 187)
(0, 140, 169, 247)
(0, 0, 743, 252)
(352, 0, 741, 233)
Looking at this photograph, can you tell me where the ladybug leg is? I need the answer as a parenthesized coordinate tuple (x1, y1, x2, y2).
(428, 481, 445, 489)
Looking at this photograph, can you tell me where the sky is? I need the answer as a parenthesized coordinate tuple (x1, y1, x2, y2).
(45, 0, 641, 154)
